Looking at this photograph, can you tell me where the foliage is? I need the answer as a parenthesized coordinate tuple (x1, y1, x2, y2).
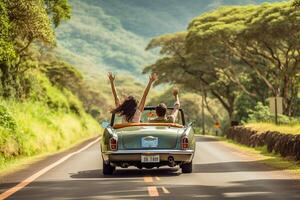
(245, 122, 300, 135)
(149, 87, 226, 132)
(0, 0, 72, 98)
(0, 104, 16, 131)
(144, 32, 239, 120)
(55, 0, 277, 79)
(0, 1, 15, 62)
(234, 93, 260, 122)
(44, 0, 72, 27)
(247, 102, 299, 124)
(0, 71, 101, 169)
(293, 0, 300, 7)
(187, 1, 300, 116)
(146, 1, 300, 125)
(0, 99, 101, 169)
(55, 0, 156, 76)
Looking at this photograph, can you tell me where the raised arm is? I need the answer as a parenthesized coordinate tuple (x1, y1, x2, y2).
(108, 72, 120, 107)
(170, 87, 181, 120)
(138, 73, 157, 112)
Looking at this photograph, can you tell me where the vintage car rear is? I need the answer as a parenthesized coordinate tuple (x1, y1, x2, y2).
(100, 107, 195, 175)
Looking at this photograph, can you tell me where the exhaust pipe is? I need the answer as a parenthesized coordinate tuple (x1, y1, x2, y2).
(121, 163, 129, 168)
(168, 156, 176, 167)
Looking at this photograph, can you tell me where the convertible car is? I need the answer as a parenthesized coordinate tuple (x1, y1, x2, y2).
(100, 107, 195, 175)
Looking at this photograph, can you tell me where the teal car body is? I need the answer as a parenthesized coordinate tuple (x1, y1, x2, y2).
(101, 107, 195, 174)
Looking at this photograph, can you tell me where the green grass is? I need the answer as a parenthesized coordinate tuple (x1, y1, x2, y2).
(0, 99, 102, 173)
(219, 136, 300, 176)
(245, 122, 300, 135)
(0, 71, 102, 174)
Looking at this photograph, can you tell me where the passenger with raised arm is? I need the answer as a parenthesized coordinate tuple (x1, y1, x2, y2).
(150, 88, 181, 123)
(108, 72, 157, 123)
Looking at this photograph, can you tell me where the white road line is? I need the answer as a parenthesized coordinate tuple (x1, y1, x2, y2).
(0, 137, 100, 200)
(144, 176, 153, 183)
(147, 186, 159, 197)
(162, 186, 170, 194)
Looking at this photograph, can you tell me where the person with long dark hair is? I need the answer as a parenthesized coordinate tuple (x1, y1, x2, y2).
(108, 72, 157, 123)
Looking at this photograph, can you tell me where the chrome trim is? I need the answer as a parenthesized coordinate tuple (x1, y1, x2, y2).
(105, 149, 194, 155)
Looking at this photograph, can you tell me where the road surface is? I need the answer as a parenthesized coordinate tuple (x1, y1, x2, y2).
(0, 136, 300, 200)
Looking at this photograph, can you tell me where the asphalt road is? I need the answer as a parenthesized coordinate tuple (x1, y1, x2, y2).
(1, 136, 300, 200)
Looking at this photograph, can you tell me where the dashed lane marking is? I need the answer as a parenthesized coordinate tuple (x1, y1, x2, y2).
(162, 186, 170, 194)
(148, 186, 159, 197)
(144, 176, 153, 183)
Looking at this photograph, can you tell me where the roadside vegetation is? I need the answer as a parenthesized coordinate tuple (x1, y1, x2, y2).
(1, 0, 300, 173)
(245, 123, 300, 135)
(145, 0, 300, 131)
(0, 0, 103, 172)
(0, 0, 153, 172)
(221, 138, 300, 176)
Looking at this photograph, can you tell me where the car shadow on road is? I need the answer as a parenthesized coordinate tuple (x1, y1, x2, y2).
(2, 178, 300, 200)
(193, 159, 281, 173)
(70, 167, 181, 179)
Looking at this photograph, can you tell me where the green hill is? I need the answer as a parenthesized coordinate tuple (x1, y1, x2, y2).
(55, 0, 279, 79)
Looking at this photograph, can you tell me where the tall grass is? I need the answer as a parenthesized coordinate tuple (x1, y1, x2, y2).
(0, 99, 101, 170)
(0, 71, 102, 171)
(245, 122, 300, 135)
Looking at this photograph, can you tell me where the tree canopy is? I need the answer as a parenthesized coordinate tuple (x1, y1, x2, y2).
(145, 1, 300, 123)
(0, 0, 72, 98)
(0, 1, 15, 62)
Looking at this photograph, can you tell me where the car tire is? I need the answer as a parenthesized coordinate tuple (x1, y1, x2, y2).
(181, 162, 192, 173)
(102, 161, 115, 175)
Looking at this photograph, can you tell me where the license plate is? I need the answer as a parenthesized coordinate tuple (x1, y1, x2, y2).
(141, 136, 158, 148)
(141, 155, 160, 163)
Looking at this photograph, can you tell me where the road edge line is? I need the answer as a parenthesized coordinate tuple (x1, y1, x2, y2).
(0, 137, 100, 200)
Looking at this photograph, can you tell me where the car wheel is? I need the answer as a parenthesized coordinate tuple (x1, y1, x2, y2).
(181, 162, 192, 173)
(102, 161, 115, 175)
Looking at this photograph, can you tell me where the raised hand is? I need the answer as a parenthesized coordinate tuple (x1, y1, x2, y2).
(108, 72, 120, 107)
(172, 87, 179, 96)
(108, 72, 115, 82)
(149, 73, 158, 83)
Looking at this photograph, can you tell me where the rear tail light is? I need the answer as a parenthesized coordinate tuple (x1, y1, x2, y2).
(109, 137, 118, 151)
(181, 136, 189, 150)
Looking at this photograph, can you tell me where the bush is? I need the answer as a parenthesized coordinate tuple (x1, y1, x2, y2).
(247, 102, 300, 125)
(63, 89, 84, 116)
(0, 104, 16, 131)
(27, 71, 70, 111)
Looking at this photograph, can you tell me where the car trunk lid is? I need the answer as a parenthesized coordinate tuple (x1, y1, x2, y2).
(117, 126, 184, 149)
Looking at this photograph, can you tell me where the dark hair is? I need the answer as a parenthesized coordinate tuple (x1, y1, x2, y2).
(112, 96, 138, 122)
(155, 103, 167, 117)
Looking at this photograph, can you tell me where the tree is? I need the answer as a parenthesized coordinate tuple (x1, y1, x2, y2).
(0, 0, 71, 98)
(144, 32, 239, 121)
(44, 0, 72, 27)
(0, 1, 15, 62)
(187, 2, 300, 116)
(293, 0, 300, 7)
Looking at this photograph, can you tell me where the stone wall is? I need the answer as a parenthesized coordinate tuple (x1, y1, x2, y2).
(226, 126, 300, 160)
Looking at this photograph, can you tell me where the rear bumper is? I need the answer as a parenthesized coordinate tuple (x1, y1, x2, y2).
(102, 149, 194, 163)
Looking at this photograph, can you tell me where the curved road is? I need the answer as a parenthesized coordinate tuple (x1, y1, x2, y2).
(1, 136, 300, 200)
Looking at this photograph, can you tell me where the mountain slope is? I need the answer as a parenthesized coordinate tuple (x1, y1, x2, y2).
(55, 0, 280, 79)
